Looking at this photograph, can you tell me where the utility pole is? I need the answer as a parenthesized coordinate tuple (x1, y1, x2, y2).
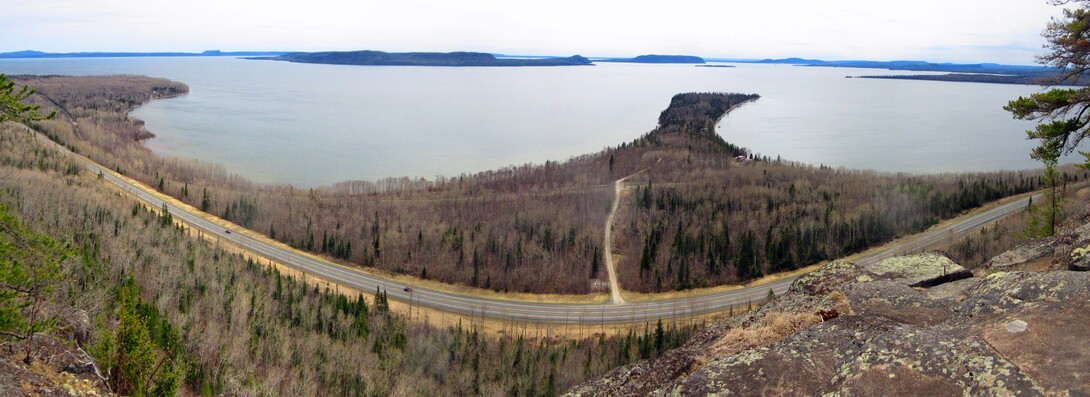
(403, 287, 413, 320)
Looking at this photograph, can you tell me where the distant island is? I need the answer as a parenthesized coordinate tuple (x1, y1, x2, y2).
(854, 73, 1080, 86)
(696, 64, 735, 68)
(5, 49, 1076, 84)
(717, 58, 1080, 86)
(753, 58, 1043, 72)
(0, 50, 289, 58)
(598, 54, 706, 64)
(256, 51, 593, 67)
(730, 57, 1049, 74)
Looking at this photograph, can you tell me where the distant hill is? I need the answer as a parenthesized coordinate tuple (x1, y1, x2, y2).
(740, 58, 1043, 72)
(719, 57, 1078, 86)
(855, 73, 1083, 86)
(599, 54, 706, 64)
(259, 50, 593, 67)
(0, 50, 289, 59)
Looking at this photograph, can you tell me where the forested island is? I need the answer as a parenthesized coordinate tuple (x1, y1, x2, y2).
(259, 50, 593, 66)
(599, 54, 706, 64)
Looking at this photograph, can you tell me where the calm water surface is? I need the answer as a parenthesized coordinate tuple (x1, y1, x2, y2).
(0, 57, 1049, 186)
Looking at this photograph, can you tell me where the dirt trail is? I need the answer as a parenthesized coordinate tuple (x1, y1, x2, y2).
(604, 169, 647, 304)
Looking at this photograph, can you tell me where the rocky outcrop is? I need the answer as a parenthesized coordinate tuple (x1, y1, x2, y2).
(569, 251, 1090, 396)
(0, 335, 113, 397)
(981, 211, 1090, 274)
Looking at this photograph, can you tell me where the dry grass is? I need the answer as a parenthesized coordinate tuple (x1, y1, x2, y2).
(620, 262, 824, 303)
(401, 301, 733, 340)
(703, 289, 851, 363)
(185, 221, 722, 339)
(706, 312, 820, 358)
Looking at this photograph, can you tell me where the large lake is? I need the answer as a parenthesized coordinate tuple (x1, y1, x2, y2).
(0, 57, 1049, 186)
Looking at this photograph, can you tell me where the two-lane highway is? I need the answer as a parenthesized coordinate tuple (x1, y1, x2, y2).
(29, 128, 1037, 324)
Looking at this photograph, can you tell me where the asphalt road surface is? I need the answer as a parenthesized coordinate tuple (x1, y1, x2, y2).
(30, 129, 1038, 324)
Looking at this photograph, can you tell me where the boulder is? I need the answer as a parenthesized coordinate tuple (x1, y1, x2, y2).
(985, 243, 1051, 272)
(864, 252, 971, 287)
(787, 259, 874, 296)
(58, 309, 92, 346)
(1070, 245, 1090, 271)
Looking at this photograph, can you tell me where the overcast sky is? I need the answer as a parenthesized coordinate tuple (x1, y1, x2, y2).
(1, 0, 1070, 64)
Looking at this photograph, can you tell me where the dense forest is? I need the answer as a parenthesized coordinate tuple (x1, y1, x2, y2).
(0, 123, 701, 396)
(13, 76, 1048, 295)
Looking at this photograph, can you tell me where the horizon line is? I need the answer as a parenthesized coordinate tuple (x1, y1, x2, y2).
(0, 49, 1043, 68)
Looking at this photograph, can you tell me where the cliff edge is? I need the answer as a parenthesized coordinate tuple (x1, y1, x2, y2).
(569, 219, 1090, 396)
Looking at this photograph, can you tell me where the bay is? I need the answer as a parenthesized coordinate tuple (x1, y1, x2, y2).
(0, 57, 1049, 186)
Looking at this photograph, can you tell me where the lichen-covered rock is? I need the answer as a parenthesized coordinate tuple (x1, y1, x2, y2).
(1070, 245, 1090, 271)
(788, 259, 874, 296)
(569, 257, 1090, 396)
(842, 280, 952, 326)
(663, 316, 1040, 397)
(923, 277, 982, 301)
(568, 262, 866, 397)
(982, 306, 1090, 395)
(865, 252, 971, 287)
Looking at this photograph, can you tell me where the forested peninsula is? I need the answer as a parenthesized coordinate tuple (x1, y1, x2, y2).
(259, 50, 593, 66)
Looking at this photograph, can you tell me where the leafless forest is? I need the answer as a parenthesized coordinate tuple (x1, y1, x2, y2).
(14, 76, 1054, 294)
(0, 122, 699, 396)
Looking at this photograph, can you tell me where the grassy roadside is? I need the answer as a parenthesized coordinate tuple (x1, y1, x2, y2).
(166, 218, 717, 337)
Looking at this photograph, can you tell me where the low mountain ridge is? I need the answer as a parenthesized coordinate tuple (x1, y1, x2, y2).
(0, 50, 288, 58)
(599, 54, 706, 64)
